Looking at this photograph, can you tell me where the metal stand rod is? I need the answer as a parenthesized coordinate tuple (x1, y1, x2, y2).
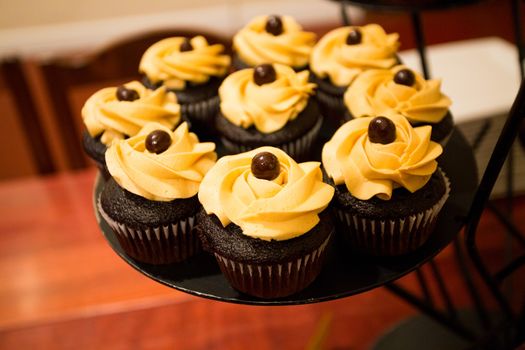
(487, 203, 525, 248)
(471, 120, 492, 152)
(340, 1, 351, 26)
(429, 260, 458, 320)
(465, 78, 525, 320)
(505, 147, 514, 219)
(454, 239, 492, 330)
(519, 121, 525, 149)
(512, 0, 524, 78)
(416, 268, 434, 305)
(385, 282, 477, 341)
(494, 254, 525, 284)
(517, 0, 525, 188)
(411, 11, 430, 79)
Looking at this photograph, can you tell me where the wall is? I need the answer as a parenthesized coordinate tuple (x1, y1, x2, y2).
(0, 0, 347, 59)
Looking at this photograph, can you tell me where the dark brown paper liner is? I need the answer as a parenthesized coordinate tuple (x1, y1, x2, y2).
(315, 89, 346, 120)
(95, 163, 111, 181)
(220, 116, 323, 160)
(213, 232, 333, 299)
(334, 170, 451, 256)
(182, 95, 220, 131)
(98, 199, 200, 264)
(437, 129, 453, 148)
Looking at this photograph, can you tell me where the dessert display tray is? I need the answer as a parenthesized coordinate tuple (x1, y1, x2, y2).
(94, 129, 477, 305)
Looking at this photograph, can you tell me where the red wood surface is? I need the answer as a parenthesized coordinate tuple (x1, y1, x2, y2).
(0, 168, 187, 331)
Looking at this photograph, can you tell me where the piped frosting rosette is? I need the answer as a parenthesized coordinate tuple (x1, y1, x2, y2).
(233, 15, 316, 68)
(105, 122, 217, 201)
(139, 35, 231, 90)
(198, 147, 334, 241)
(322, 113, 450, 255)
(323, 112, 442, 200)
(344, 65, 452, 124)
(310, 24, 399, 87)
(219, 64, 316, 134)
(82, 81, 180, 146)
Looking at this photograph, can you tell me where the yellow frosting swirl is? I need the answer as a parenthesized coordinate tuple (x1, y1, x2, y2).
(198, 147, 334, 241)
(219, 64, 316, 133)
(82, 81, 181, 146)
(310, 24, 399, 87)
(345, 65, 452, 123)
(106, 122, 216, 201)
(322, 113, 442, 200)
(233, 15, 316, 68)
(139, 35, 231, 90)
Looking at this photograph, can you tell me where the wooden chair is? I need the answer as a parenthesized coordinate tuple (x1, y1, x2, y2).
(40, 28, 231, 170)
(1, 57, 56, 174)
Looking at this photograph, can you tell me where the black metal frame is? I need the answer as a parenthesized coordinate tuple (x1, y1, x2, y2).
(337, 0, 525, 347)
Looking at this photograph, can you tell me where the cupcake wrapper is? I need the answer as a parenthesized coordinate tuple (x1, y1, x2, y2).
(335, 171, 451, 256)
(231, 54, 251, 71)
(94, 162, 111, 181)
(98, 199, 200, 264)
(220, 116, 323, 160)
(437, 129, 453, 148)
(181, 95, 220, 128)
(214, 232, 333, 299)
(315, 89, 346, 121)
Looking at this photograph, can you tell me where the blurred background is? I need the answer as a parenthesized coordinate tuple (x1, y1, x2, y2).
(0, 0, 524, 349)
(0, 0, 523, 192)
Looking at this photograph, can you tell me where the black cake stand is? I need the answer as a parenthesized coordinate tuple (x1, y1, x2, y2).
(93, 128, 477, 306)
(330, 0, 484, 12)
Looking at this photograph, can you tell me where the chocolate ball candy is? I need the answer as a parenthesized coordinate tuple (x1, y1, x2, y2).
(180, 38, 193, 52)
(146, 130, 172, 154)
(251, 152, 280, 181)
(368, 116, 396, 144)
(116, 86, 140, 102)
(253, 64, 277, 86)
(394, 69, 416, 87)
(265, 15, 283, 36)
(346, 28, 362, 45)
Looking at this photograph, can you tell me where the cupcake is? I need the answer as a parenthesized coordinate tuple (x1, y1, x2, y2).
(344, 65, 453, 145)
(197, 146, 335, 298)
(216, 63, 321, 160)
(322, 112, 450, 256)
(139, 35, 231, 135)
(98, 122, 217, 264)
(310, 24, 400, 125)
(82, 81, 181, 178)
(232, 15, 316, 71)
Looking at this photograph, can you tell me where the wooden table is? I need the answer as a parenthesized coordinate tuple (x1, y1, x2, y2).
(0, 168, 186, 330)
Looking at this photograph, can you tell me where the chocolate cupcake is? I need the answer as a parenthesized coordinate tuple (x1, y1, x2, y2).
(139, 35, 231, 136)
(197, 147, 335, 298)
(310, 24, 400, 126)
(344, 65, 454, 146)
(232, 15, 316, 71)
(322, 113, 450, 256)
(216, 63, 322, 160)
(82, 81, 181, 178)
(98, 122, 217, 264)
